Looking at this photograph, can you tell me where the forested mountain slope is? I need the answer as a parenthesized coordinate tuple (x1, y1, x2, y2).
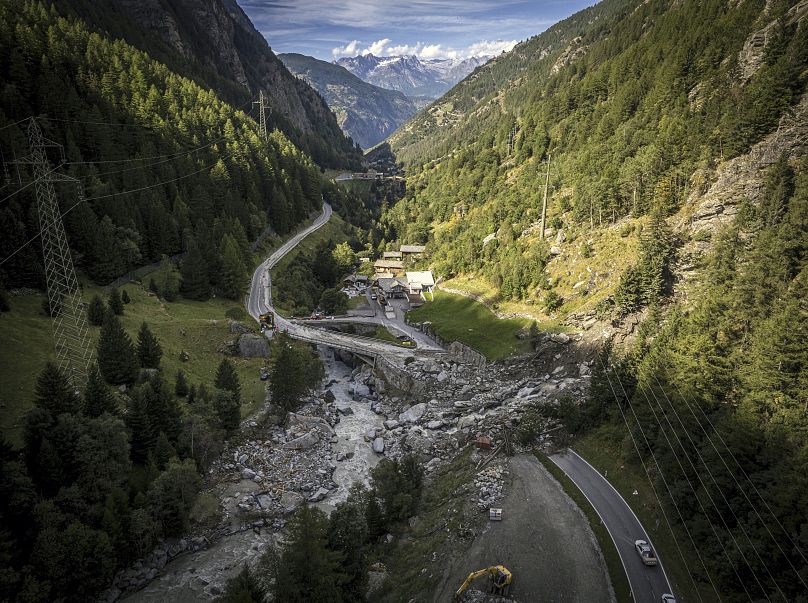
(380, 0, 808, 600)
(0, 0, 326, 293)
(280, 53, 418, 150)
(51, 0, 362, 169)
(386, 0, 806, 298)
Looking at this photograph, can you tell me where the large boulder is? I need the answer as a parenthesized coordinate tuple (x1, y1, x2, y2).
(238, 334, 270, 358)
(323, 389, 336, 403)
(372, 437, 385, 454)
(282, 430, 320, 450)
(457, 414, 478, 430)
(399, 402, 427, 424)
(280, 491, 304, 513)
(229, 320, 252, 334)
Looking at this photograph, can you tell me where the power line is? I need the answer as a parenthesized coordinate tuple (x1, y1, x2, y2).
(595, 348, 721, 602)
(0, 116, 33, 132)
(0, 149, 237, 268)
(655, 363, 808, 589)
(637, 374, 780, 600)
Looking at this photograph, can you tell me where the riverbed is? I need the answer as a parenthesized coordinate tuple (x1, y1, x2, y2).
(125, 349, 382, 601)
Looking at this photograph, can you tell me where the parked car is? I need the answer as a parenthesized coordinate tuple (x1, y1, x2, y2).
(661, 594, 677, 603)
(634, 539, 658, 566)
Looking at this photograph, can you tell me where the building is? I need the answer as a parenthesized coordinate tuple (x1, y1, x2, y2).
(373, 259, 404, 276)
(383, 251, 403, 260)
(405, 271, 435, 295)
(400, 244, 426, 257)
(342, 274, 369, 288)
(375, 277, 409, 299)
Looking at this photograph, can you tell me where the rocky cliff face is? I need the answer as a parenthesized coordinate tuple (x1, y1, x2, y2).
(67, 0, 360, 167)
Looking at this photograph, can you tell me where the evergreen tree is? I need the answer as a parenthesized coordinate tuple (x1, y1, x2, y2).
(33, 362, 81, 416)
(328, 486, 370, 601)
(136, 322, 162, 369)
(97, 310, 138, 385)
(269, 334, 324, 415)
(121, 289, 131, 304)
(146, 459, 201, 537)
(213, 389, 240, 431)
(84, 364, 117, 417)
(152, 432, 176, 470)
(108, 288, 124, 316)
(272, 505, 345, 602)
(174, 370, 188, 397)
(180, 239, 212, 301)
(214, 358, 241, 405)
(220, 234, 246, 300)
(87, 294, 106, 326)
(125, 390, 155, 465)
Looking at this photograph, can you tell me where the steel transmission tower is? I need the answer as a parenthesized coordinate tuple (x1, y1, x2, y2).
(254, 90, 268, 142)
(23, 119, 93, 387)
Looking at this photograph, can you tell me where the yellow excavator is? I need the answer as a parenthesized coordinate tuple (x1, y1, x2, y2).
(258, 312, 274, 330)
(454, 565, 513, 599)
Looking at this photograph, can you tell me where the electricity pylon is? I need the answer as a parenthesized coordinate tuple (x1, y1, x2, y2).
(19, 119, 93, 388)
(253, 90, 269, 142)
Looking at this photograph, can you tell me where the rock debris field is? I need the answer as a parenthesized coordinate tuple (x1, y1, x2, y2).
(119, 333, 594, 601)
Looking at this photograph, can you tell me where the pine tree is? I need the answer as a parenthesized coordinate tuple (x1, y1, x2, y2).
(180, 239, 212, 301)
(34, 362, 81, 416)
(126, 390, 155, 465)
(108, 288, 124, 316)
(214, 389, 240, 431)
(84, 364, 117, 417)
(220, 233, 246, 300)
(215, 358, 241, 405)
(121, 289, 131, 304)
(174, 370, 188, 397)
(87, 294, 106, 326)
(136, 322, 162, 369)
(272, 505, 345, 602)
(97, 310, 138, 385)
(152, 432, 176, 470)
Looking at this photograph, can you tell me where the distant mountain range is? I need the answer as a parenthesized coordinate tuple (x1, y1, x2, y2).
(336, 54, 490, 99)
(279, 53, 419, 149)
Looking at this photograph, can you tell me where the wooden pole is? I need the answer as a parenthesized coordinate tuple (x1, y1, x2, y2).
(539, 152, 551, 239)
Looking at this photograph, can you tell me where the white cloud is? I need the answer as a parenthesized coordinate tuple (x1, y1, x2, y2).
(331, 39, 361, 57)
(331, 38, 518, 60)
(364, 38, 392, 55)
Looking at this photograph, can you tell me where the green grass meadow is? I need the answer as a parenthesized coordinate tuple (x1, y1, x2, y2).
(0, 283, 268, 447)
(406, 290, 534, 361)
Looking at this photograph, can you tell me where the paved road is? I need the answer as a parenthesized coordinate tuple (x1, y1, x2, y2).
(246, 203, 444, 360)
(550, 449, 673, 603)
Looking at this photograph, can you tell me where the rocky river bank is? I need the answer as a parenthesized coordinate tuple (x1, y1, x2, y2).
(112, 331, 592, 601)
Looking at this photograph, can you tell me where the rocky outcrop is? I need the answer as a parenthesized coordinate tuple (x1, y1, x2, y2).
(238, 334, 270, 358)
(686, 92, 808, 236)
(737, 0, 808, 83)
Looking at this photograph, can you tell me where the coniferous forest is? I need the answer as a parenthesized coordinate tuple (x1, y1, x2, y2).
(0, 0, 806, 601)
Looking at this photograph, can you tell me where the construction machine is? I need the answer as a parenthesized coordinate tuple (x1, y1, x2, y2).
(454, 565, 512, 599)
(258, 312, 274, 329)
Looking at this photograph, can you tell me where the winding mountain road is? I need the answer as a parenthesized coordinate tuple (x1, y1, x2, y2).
(551, 449, 674, 603)
(246, 203, 444, 360)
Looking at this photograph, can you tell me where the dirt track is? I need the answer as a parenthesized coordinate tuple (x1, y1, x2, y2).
(433, 454, 614, 602)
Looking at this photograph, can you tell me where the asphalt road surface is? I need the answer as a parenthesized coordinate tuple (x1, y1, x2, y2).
(435, 454, 613, 602)
(550, 449, 673, 603)
(245, 203, 444, 359)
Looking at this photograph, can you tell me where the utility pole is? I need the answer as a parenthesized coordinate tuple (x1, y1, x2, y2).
(254, 90, 268, 142)
(18, 119, 93, 388)
(539, 152, 551, 240)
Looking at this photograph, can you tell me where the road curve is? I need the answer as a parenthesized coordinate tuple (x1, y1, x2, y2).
(246, 203, 443, 359)
(550, 449, 674, 603)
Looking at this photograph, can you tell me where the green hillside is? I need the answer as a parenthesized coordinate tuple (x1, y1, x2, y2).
(385, 0, 806, 310)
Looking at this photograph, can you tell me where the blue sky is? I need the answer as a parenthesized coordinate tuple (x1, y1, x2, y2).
(236, 0, 597, 61)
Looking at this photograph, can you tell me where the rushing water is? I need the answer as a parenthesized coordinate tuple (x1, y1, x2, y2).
(125, 348, 382, 601)
(315, 348, 384, 513)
